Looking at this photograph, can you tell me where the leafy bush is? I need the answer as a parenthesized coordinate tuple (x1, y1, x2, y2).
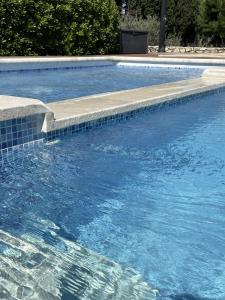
(0, 0, 119, 56)
(120, 15, 159, 45)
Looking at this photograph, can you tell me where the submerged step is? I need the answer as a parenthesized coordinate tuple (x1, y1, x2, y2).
(0, 225, 157, 300)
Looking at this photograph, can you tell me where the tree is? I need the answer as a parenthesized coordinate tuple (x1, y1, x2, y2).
(199, 0, 225, 46)
(125, 0, 200, 45)
(167, 0, 201, 46)
(127, 0, 160, 18)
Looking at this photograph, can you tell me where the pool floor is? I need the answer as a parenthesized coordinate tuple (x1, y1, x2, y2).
(1, 90, 225, 299)
(0, 64, 203, 103)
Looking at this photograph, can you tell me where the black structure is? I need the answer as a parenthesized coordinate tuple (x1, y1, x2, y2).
(159, 0, 167, 52)
(120, 30, 148, 54)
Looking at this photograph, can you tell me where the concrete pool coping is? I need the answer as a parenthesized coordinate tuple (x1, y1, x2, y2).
(2, 55, 225, 65)
(0, 95, 53, 122)
(1, 56, 225, 134)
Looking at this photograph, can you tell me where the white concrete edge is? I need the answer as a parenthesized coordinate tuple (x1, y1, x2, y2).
(117, 62, 207, 69)
(1, 55, 225, 66)
(111, 56, 225, 66)
(0, 56, 110, 64)
(0, 95, 54, 132)
(202, 68, 225, 79)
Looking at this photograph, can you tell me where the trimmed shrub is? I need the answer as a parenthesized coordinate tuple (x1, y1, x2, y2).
(0, 0, 119, 56)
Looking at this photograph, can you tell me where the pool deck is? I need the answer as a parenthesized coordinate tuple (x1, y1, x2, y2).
(1, 56, 225, 134)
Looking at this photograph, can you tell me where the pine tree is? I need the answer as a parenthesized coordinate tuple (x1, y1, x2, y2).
(166, 0, 200, 45)
(199, 0, 225, 46)
(127, 0, 160, 18)
(126, 0, 200, 45)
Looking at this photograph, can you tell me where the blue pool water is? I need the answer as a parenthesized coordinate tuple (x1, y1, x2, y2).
(1, 90, 225, 299)
(0, 63, 202, 103)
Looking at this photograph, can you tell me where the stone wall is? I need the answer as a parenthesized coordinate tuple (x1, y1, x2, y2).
(148, 46, 225, 54)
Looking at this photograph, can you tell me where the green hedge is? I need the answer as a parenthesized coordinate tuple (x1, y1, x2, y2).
(0, 0, 119, 56)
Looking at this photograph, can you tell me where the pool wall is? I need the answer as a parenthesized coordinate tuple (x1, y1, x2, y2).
(0, 114, 45, 151)
(0, 59, 115, 72)
(1, 57, 225, 160)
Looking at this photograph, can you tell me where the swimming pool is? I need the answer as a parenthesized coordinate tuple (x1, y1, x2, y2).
(0, 61, 203, 103)
(1, 88, 225, 299)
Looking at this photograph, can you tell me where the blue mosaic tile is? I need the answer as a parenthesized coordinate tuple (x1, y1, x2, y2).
(0, 114, 45, 150)
(0, 61, 115, 73)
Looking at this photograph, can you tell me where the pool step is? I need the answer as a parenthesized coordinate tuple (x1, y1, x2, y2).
(0, 227, 157, 300)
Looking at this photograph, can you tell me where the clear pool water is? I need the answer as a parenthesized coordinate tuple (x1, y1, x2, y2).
(1, 90, 225, 299)
(0, 63, 203, 103)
